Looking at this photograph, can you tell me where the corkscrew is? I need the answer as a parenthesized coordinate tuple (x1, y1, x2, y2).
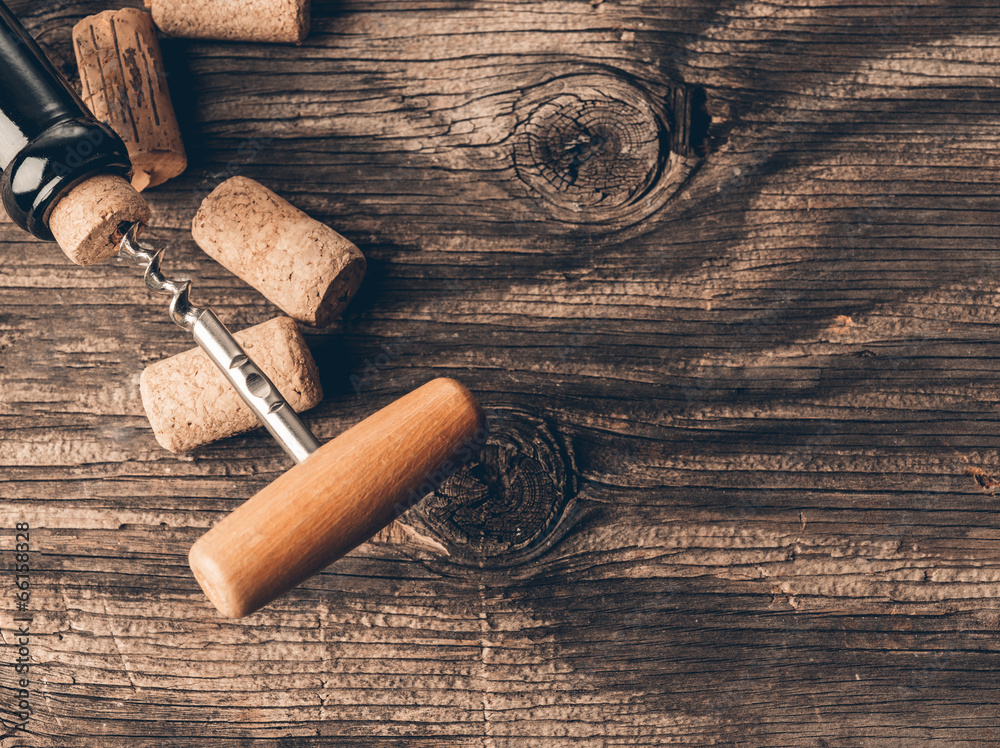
(118, 223, 321, 463)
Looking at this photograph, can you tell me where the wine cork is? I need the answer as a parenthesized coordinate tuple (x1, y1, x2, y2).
(140, 316, 323, 452)
(144, 0, 310, 44)
(49, 174, 150, 265)
(73, 9, 187, 192)
(192, 177, 365, 328)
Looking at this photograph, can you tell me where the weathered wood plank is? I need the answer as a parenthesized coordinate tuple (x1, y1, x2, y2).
(2, 0, 1000, 744)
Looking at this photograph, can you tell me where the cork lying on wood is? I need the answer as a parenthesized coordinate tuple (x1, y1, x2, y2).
(73, 8, 187, 191)
(192, 176, 366, 327)
(49, 174, 150, 265)
(189, 377, 487, 618)
(140, 316, 323, 452)
(144, 0, 310, 44)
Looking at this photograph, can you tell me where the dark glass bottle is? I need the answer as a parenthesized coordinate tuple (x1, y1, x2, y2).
(0, 0, 131, 240)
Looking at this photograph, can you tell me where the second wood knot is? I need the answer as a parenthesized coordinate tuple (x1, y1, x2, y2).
(512, 72, 701, 226)
(413, 409, 578, 568)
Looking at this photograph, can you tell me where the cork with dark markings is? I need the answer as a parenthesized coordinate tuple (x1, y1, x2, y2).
(1, 0, 1000, 745)
(73, 8, 187, 192)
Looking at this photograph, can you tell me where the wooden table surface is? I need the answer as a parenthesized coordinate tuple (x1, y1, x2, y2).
(2, 0, 1000, 745)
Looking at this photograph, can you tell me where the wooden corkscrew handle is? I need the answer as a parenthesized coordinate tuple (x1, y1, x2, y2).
(189, 378, 488, 618)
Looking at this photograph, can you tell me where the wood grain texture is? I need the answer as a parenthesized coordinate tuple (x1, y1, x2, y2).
(2, 0, 1000, 744)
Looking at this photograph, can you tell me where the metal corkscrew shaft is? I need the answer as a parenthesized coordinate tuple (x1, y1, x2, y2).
(119, 223, 321, 464)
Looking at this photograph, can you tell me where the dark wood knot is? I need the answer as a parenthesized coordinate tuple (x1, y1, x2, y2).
(512, 72, 702, 226)
(413, 408, 578, 568)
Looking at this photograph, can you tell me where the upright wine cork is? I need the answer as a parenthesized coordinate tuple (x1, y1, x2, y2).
(192, 177, 366, 328)
(144, 0, 310, 44)
(49, 174, 150, 265)
(140, 316, 323, 452)
(73, 9, 187, 191)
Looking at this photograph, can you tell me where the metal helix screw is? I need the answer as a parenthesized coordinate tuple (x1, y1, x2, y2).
(118, 222, 204, 330)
